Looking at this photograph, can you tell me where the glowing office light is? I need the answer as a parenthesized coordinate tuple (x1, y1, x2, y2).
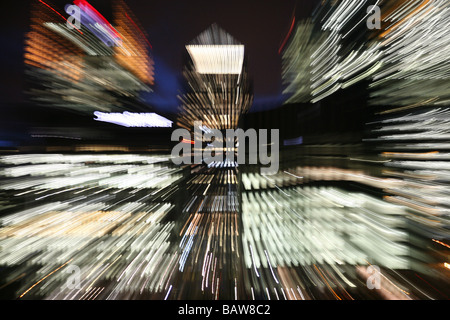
(24, 0, 153, 114)
(94, 112, 173, 128)
(186, 45, 244, 75)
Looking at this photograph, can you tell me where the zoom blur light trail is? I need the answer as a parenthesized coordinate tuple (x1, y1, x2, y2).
(282, 0, 383, 104)
(171, 167, 243, 300)
(0, 154, 184, 299)
(363, 0, 450, 280)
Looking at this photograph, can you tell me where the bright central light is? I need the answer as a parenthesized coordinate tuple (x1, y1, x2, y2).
(186, 45, 244, 74)
(94, 112, 173, 127)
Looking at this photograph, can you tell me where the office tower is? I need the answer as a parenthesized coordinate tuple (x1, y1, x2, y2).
(369, 0, 450, 277)
(171, 25, 253, 299)
(177, 24, 253, 131)
(113, 0, 154, 86)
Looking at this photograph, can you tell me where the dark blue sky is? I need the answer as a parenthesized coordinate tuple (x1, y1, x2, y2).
(1, 0, 319, 114)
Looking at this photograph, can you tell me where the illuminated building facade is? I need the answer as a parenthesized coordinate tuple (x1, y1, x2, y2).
(177, 24, 253, 131)
(280, 0, 450, 281)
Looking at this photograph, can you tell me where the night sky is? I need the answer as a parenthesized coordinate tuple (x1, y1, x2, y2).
(1, 0, 320, 114)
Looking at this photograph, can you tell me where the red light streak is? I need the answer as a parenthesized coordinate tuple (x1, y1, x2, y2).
(278, 16, 295, 54)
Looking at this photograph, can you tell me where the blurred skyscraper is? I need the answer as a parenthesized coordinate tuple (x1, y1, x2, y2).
(24, 0, 154, 114)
